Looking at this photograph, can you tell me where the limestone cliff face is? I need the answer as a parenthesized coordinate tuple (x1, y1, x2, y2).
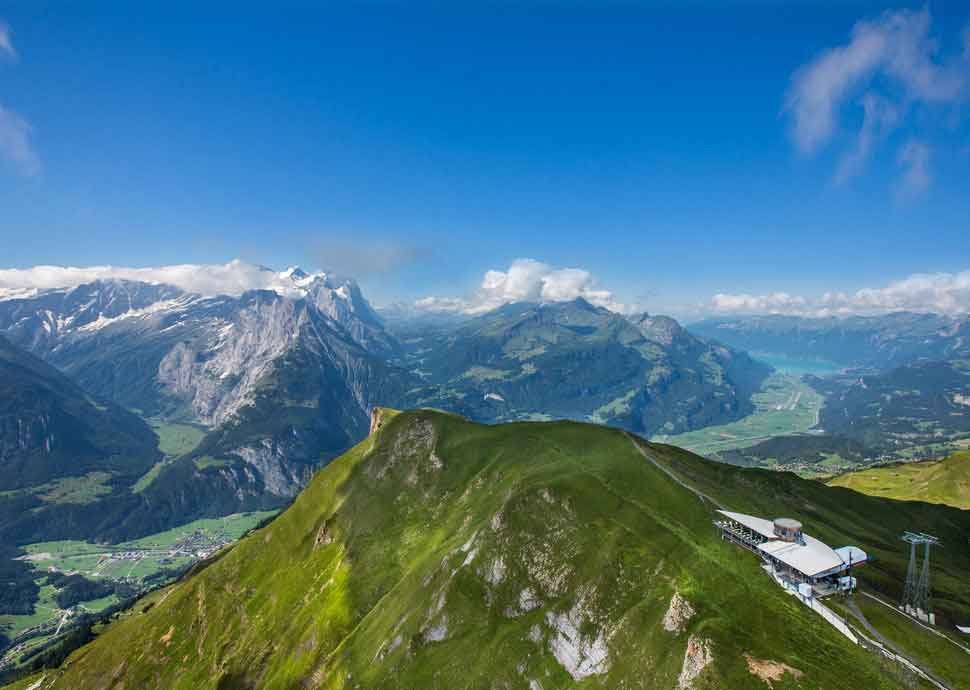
(0, 275, 411, 504)
(156, 292, 305, 427)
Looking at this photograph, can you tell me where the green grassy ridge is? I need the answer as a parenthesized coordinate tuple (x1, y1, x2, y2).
(7, 410, 956, 689)
(827, 452, 970, 510)
(645, 442, 970, 627)
(827, 593, 970, 690)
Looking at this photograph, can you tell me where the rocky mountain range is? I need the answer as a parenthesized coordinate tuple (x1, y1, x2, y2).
(0, 268, 772, 537)
(0, 269, 411, 541)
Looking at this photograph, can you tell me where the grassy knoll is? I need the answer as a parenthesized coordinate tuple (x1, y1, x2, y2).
(36, 473, 114, 505)
(828, 451, 970, 510)
(653, 372, 824, 456)
(131, 421, 207, 493)
(132, 421, 207, 493)
(9, 410, 965, 689)
(149, 421, 206, 458)
(191, 455, 231, 470)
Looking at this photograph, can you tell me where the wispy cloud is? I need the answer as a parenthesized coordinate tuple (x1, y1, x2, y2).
(0, 21, 16, 60)
(0, 104, 40, 176)
(0, 20, 39, 177)
(415, 258, 632, 315)
(785, 7, 969, 192)
(708, 269, 970, 317)
(834, 92, 899, 183)
(895, 139, 931, 199)
(310, 236, 428, 278)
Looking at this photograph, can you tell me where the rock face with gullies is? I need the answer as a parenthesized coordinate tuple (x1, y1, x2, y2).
(0, 270, 414, 516)
(23, 410, 922, 690)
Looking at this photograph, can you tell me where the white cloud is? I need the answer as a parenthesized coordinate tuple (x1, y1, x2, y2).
(415, 258, 631, 315)
(0, 21, 15, 60)
(0, 103, 40, 176)
(785, 7, 968, 189)
(0, 259, 338, 299)
(708, 269, 970, 317)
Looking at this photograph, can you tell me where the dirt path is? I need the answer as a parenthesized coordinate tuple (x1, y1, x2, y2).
(627, 434, 724, 511)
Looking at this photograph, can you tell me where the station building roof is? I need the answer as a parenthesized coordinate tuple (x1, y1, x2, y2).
(717, 510, 866, 578)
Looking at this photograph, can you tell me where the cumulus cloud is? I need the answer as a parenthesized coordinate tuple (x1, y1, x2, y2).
(0, 21, 15, 60)
(708, 269, 970, 317)
(415, 258, 630, 315)
(785, 7, 969, 190)
(0, 259, 335, 298)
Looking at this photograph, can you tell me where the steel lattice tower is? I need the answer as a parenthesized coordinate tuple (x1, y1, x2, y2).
(901, 532, 939, 615)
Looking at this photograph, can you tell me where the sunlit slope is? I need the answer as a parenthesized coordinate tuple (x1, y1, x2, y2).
(646, 442, 970, 626)
(828, 451, 970, 510)
(12, 410, 966, 690)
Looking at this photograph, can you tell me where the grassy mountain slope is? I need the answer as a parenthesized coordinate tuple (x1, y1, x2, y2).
(644, 442, 970, 627)
(10, 410, 967, 689)
(828, 451, 970, 510)
(0, 335, 165, 547)
(0, 335, 160, 492)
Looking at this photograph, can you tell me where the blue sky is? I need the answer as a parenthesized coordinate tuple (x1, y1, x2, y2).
(0, 2, 968, 315)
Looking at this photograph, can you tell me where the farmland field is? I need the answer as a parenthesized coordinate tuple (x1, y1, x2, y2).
(0, 510, 277, 663)
(149, 420, 206, 457)
(652, 372, 824, 456)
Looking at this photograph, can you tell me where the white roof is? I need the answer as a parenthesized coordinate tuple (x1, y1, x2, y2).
(834, 546, 867, 565)
(718, 511, 778, 539)
(957, 625, 970, 634)
(758, 539, 844, 576)
(718, 510, 845, 577)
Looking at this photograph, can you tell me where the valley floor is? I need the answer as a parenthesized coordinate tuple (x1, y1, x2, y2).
(651, 372, 828, 471)
(0, 511, 275, 674)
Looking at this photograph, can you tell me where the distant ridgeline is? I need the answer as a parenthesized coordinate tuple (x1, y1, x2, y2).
(690, 312, 970, 370)
(0, 279, 771, 549)
(691, 312, 970, 466)
(392, 300, 772, 437)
